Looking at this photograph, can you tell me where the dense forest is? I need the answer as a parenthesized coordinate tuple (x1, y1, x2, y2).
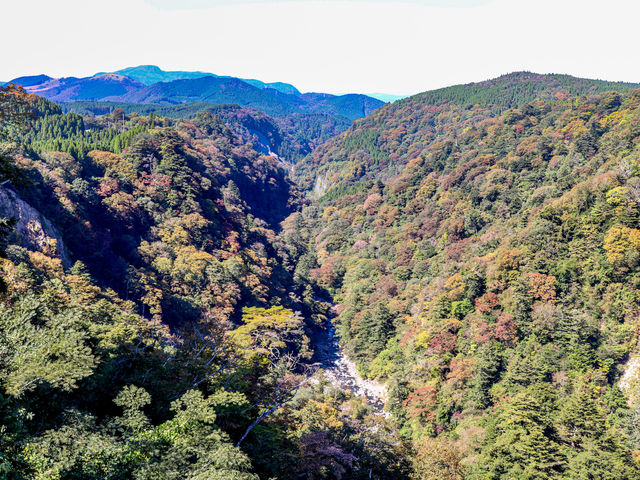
(2, 70, 640, 479)
(60, 102, 351, 164)
(0, 84, 408, 479)
(294, 77, 640, 478)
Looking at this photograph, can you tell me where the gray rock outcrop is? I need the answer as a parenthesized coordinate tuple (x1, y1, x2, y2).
(0, 186, 71, 268)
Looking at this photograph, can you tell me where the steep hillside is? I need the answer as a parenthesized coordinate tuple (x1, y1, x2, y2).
(297, 72, 640, 191)
(0, 88, 409, 479)
(46, 101, 350, 163)
(192, 104, 350, 163)
(9, 103, 301, 322)
(291, 79, 640, 477)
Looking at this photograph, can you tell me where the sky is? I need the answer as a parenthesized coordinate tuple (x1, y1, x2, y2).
(3, 0, 640, 95)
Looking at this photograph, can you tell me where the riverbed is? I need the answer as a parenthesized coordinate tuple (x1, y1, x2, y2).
(311, 318, 388, 412)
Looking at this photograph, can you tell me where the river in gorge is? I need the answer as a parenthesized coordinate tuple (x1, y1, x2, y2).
(310, 314, 389, 413)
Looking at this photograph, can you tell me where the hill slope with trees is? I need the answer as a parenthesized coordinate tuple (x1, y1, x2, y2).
(4, 71, 640, 479)
(0, 86, 409, 480)
(291, 75, 640, 478)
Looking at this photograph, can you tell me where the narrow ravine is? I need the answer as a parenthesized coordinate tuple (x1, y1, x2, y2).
(311, 306, 388, 412)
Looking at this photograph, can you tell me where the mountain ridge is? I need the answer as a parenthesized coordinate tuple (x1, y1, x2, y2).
(109, 64, 302, 95)
(6, 68, 385, 121)
(406, 71, 640, 108)
(295, 70, 640, 192)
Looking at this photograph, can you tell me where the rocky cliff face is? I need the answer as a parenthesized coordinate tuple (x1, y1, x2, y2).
(0, 186, 71, 267)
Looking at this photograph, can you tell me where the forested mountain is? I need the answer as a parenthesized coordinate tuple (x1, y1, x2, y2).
(5, 70, 384, 165)
(111, 65, 212, 84)
(4, 74, 53, 87)
(46, 101, 350, 164)
(295, 72, 640, 189)
(0, 85, 408, 479)
(106, 76, 295, 111)
(410, 71, 640, 110)
(292, 75, 640, 478)
(3, 70, 640, 479)
(104, 77, 381, 120)
(14, 74, 146, 102)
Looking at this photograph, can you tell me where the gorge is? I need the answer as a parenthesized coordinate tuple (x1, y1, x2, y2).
(2, 69, 640, 479)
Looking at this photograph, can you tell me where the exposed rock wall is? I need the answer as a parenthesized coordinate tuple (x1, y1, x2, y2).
(0, 186, 71, 268)
(620, 355, 640, 405)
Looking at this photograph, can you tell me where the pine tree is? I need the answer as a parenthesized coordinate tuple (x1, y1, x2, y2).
(356, 303, 395, 359)
(557, 388, 606, 448)
(471, 387, 566, 480)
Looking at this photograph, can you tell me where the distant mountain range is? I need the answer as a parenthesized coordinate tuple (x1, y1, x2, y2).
(13, 74, 144, 102)
(3, 66, 387, 121)
(107, 65, 302, 95)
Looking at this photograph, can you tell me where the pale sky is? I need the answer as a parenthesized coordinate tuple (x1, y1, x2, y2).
(3, 0, 640, 95)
